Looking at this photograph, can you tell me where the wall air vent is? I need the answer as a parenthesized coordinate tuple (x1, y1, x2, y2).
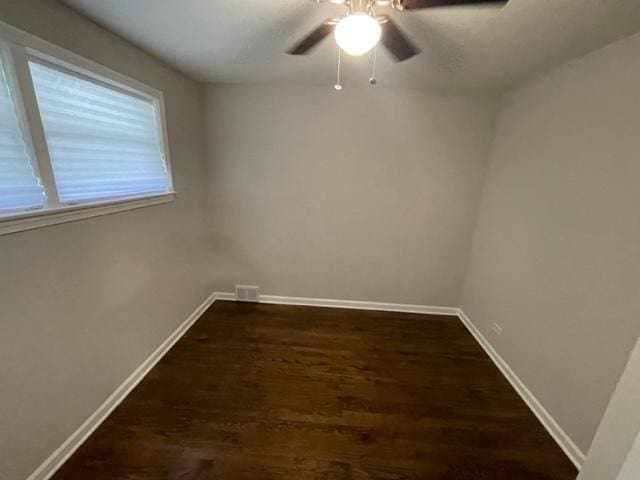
(235, 285, 260, 303)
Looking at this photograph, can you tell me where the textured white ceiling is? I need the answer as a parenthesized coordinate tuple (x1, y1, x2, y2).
(60, 0, 640, 91)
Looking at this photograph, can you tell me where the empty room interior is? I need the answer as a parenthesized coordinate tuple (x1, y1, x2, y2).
(1, 0, 640, 479)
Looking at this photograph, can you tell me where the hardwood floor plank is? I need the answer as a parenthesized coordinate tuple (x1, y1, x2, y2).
(53, 301, 577, 479)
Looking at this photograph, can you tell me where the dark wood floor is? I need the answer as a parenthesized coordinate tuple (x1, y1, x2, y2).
(54, 301, 577, 480)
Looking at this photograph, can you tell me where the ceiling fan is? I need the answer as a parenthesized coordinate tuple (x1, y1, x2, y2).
(288, 0, 509, 63)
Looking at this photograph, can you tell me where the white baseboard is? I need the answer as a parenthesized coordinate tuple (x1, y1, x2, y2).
(214, 292, 460, 316)
(457, 309, 586, 470)
(212, 291, 237, 302)
(26, 291, 218, 480)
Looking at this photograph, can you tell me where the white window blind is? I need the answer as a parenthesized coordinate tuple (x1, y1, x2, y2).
(29, 60, 170, 204)
(0, 54, 44, 214)
(0, 25, 174, 234)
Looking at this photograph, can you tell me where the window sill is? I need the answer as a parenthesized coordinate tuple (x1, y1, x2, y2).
(0, 192, 175, 236)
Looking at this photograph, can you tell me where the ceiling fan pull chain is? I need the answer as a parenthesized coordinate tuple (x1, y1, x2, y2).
(334, 46, 343, 91)
(369, 44, 377, 85)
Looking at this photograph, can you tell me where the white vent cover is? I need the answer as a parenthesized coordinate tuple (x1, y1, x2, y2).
(235, 285, 260, 303)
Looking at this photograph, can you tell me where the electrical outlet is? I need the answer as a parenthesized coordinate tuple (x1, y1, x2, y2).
(492, 322, 503, 335)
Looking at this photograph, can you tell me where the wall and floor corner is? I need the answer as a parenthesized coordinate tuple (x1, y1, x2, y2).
(0, 1, 214, 479)
(460, 30, 640, 458)
(203, 84, 499, 307)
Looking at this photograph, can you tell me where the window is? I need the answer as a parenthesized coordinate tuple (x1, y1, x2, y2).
(29, 61, 170, 204)
(0, 22, 174, 235)
(0, 53, 44, 214)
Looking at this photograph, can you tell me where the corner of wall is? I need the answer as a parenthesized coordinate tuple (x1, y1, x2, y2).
(455, 87, 509, 308)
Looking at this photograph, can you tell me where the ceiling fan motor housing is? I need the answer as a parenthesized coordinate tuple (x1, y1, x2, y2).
(321, 0, 401, 10)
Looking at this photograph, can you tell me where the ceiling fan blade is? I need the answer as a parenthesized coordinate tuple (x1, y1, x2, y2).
(379, 16, 420, 62)
(397, 0, 508, 10)
(287, 19, 336, 55)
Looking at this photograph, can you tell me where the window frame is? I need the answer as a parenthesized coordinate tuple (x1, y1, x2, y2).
(0, 20, 175, 236)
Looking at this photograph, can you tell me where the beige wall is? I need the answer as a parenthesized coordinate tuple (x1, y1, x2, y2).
(618, 433, 640, 480)
(461, 32, 640, 453)
(0, 1, 213, 479)
(204, 84, 497, 306)
(579, 337, 640, 480)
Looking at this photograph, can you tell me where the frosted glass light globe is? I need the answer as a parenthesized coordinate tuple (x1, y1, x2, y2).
(334, 13, 381, 56)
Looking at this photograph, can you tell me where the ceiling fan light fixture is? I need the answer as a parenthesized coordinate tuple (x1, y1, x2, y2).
(334, 13, 381, 56)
